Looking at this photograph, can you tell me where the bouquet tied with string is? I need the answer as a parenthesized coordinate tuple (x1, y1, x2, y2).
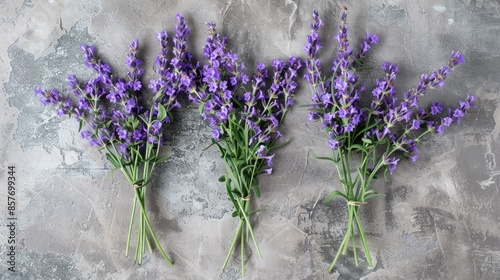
(34, 13, 196, 265)
(187, 22, 302, 276)
(304, 9, 475, 270)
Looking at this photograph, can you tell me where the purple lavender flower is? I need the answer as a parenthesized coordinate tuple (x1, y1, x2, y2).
(410, 119, 421, 130)
(117, 129, 128, 140)
(212, 128, 221, 141)
(80, 44, 112, 76)
(126, 41, 143, 70)
(304, 10, 322, 58)
(80, 130, 90, 139)
(453, 107, 465, 122)
(80, 44, 97, 67)
(68, 75, 79, 90)
(55, 99, 72, 116)
(435, 125, 445, 134)
(35, 87, 62, 106)
(430, 102, 443, 115)
(449, 51, 465, 67)
(150, 121, 162, 135)
(382, 154, 399, 174)
(304, 10, 323, 85)
(125, 98, 136, 114)
(360, 34, 378, 55)
(442, 116, 453, 127)
(328, 139, 340, 149)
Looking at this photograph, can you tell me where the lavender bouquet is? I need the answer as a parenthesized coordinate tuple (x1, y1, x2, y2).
(34, 13, 195, 265)
(187, 23, 302, 275)
(304, 9, 475, 270)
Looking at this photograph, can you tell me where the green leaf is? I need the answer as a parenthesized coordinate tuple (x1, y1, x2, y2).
(132, 118, 140, 129)
(218, 175, 226, 182)
(143, 177, 153, 186)
(349, 144, 368, 154)
(231, 189, 242, 198)
(298, 103, 319, 108)
(204, 139, 225, 155)
(309, 149, 337, 164)
(335, 134, 348, 141)
(239, 164, 254, 179)
(248, 208, 265, 215)
(308, 107, 326, 114)
(354, 119, 380, 139)
(157, 104, 167, 121)
(339, 179, 354, 189)
(122, 159, 135, 167)
(154, 87, 164, 100)
(78, 119, 84, 132)
(154, 154, 171, 164)
(374, 138, 388, 146)
(251, 184, 261, 198)
(231, 211, 239, 217)
(144, 156, 154, 163)
(230, 96, 243, 110)
(105, 153, 121, 169)
(363, 190, 384, 200)
(226, 181, 234, 198)
(361, 138, 372, 145)
(226, 181, 239, 212)
(138, 115, 149, 125)
(323, 190, 347, 204)
(268, 138, 293, 152)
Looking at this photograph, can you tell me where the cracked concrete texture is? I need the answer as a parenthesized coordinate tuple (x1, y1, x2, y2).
(1, 0, 499, 279)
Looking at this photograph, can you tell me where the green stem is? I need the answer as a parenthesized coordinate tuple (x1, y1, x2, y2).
(365, 158, 385, 192)
(141, 187, 153, 254)
(126, 195, 138, 257)
(352, 215, 358, 267)
(134, 188, 174, 266)
(331, 153, 347, 195)
(343, 205, 354, 255)
(138, 197, 146, 264)
(247, 160, 260, 196)
(339, 150, 349, 186)
(353, 208, 372, 267)
(241, 221, 246, 277)
(135, 208, 141, 264)
(222, 219, 243, 270)
(237, 199, 262, 259)
(140, 190, 146, 256)
(328, 226, 350, 272)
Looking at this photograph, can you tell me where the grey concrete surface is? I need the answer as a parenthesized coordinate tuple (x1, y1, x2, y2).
(0, 0, 499, 279)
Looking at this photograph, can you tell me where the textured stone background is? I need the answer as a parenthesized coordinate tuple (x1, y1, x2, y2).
(1, 0, 499, 279)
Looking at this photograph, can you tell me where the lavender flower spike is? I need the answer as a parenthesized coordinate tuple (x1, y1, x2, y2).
(449, 51, 465, 67)
(304, 10, 322, 58)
